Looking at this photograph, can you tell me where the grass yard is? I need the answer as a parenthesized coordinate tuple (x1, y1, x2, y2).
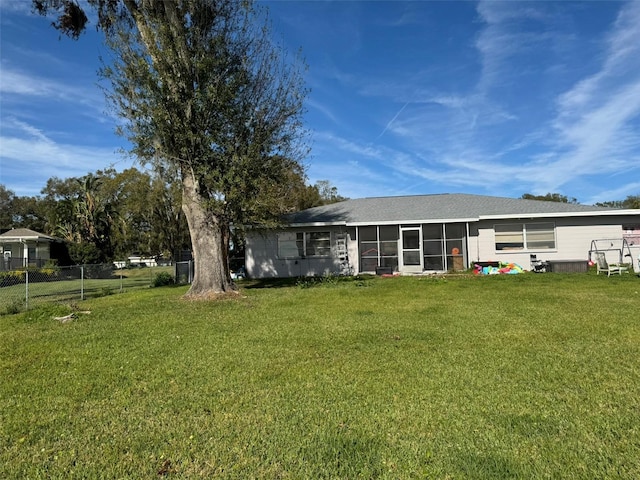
(0, 266, 174, 313)
(1, 273, 639, 478)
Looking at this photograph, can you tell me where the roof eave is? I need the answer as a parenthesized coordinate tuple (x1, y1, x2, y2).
(282, 208, 639, 228)
(0, 235, 58, 242)
(480, 209, 640, 220)
(285, 221, 348, 228)
(345, 218, 479, 226)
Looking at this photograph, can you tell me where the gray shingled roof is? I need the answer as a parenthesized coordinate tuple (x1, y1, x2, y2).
(0, 228, 57, 241)
(285, 193, 627, 225)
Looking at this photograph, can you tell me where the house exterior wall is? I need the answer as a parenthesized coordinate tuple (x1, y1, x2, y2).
(245, 227, 351, 278)
(246, 214, 640, 278)
(0, 241, 52, 269)
(474, 216, 637, 268)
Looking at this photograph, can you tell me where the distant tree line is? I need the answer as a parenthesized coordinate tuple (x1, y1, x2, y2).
(1, 169, 345, 265)
(521, 192, 639, 209)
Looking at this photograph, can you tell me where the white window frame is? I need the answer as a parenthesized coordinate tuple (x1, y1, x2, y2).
(306, 231, 332, 257)
(277, 232, 304, 259)
(495, 222, 556, 251)
(277, 231, 332, 259)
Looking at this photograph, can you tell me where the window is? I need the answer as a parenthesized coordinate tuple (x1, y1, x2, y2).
(495, 223, 555, 251)
(359, 225, 399, 272)
(277, 231, 331, 258)
(359, 226, 379, 271)
(623, 224, 640, 246)
(495, 224, 524, 250)
(525, 223, 555, 249)
(379, 226, 399, 270)
(422, 224, 443, 270)
(306, 232, 331, 257)
(278, 232, 304, 258)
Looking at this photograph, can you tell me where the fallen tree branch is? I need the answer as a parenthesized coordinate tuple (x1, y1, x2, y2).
(53, 311, 91, 323)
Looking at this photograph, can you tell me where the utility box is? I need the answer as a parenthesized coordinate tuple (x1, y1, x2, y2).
(548, 260, 588, 273)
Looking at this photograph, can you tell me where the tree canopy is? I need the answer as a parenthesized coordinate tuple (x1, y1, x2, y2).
(35, 0, 310, 296)
(520, 192, 639, 209)
(520, 193, 578, 204)
(37, 168, 192, 264)
(596, 195, 640, 209)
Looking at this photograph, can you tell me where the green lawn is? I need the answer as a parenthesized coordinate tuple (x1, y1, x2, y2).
(1, 273, 639, 478)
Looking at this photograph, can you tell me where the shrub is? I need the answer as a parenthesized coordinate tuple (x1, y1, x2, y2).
(2, 300, 23, 315)
(68, 242, 103, 265)
(84, 263, 115, 279)
(99, 287, 115, 297)
(152, 271, 175, 287)
(0, 270, 25, 287)
(296, 273, 339, 289)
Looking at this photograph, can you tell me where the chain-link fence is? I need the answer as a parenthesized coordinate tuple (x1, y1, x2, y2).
(174, 261, 194, 285)
(173, 260, 245, 283)
(1, 264, 178, 314)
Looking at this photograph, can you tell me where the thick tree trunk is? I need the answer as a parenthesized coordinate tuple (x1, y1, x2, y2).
(181, 171, 236, 298)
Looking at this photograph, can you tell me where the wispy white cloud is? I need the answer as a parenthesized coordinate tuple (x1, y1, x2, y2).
(307, 98, 340, 125)
(0, 0, 31, 13)
(1, 63, 106, 111)
(315, 132, 386, 162)
(378, 0, 640, 200)
(1, 67, 62, 97)
(0, 63, 118, 133)
(305, 1, 640, 203)
(528, 1, 640, 193)
(586, 181, 640, 205)
(474, 1, 570, 93)
(556, 3, 640, 116)
(0, 118, 131, 195)
(0, 0, 102, 27)
(3, 118, 54, 144)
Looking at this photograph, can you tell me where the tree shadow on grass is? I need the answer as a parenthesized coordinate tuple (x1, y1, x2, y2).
(241, 278, 301, 289)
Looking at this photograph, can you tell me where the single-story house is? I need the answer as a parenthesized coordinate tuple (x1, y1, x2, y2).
(0, 228, 65, 270)
(245, 193, 640, 278)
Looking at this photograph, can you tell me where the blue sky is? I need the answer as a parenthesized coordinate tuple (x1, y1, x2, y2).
(1, 1, 639, 205)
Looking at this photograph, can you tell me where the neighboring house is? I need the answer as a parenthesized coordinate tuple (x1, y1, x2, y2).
(0, 228, 65, 270)
(245, 193, 640, 278)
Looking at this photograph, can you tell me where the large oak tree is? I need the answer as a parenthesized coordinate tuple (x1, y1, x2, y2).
(35, 0, 308, 296)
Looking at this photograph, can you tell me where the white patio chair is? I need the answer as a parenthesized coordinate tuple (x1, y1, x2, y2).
(595, 252, 628, 276)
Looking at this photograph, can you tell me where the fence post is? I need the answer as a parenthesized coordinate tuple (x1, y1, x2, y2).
(25, 269, 29, 310)
(189, 260, 193, 284)
(120, 269, 123, 293)
(81, 265, 85, 300)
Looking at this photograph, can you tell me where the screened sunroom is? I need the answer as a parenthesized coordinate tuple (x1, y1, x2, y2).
(356, 223, 468, 274)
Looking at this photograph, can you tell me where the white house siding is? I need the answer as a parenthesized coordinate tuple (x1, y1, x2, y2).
(467, 224, 481, 266)
(474, 216, 637, 269)
(246, 213, 640, 278)
(245, 227, 349, 278)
